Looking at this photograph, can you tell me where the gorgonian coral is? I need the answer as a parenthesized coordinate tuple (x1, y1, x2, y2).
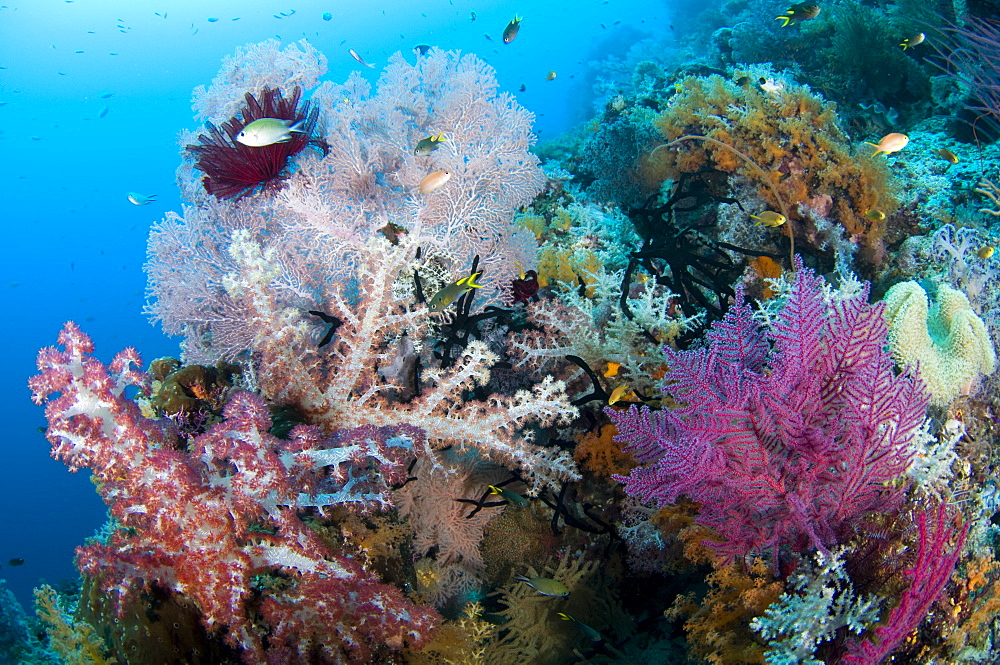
(187, 86, 321, 199)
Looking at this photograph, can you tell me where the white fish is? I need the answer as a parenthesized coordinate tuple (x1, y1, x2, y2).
(236, 118, 305, 147)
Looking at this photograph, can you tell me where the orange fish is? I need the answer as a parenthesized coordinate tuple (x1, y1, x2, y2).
(419, 170, 451, 194)
(866, 132, 908, 157)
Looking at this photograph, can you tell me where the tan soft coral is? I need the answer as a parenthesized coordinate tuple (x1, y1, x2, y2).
(650, 74, 896, 265)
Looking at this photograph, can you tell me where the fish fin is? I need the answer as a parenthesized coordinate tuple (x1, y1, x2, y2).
(775, 15, 791, 27)
(465, 272, 484, 289)
(488, 485, 501, 495)
(558, 613, 573, 621)
(287, 119, 305, 133)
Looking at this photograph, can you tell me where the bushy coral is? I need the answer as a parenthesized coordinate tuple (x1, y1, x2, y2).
(648, 72, 897, 268)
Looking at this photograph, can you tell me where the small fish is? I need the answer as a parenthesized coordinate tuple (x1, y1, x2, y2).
(349, 48, 376, 68)
(515, 575, 569, 597)
(236, 117, 305, 147)
(503, 16, 522, 44)
(775, 2, 820, 27)
(735, 75, 751, 87)
(8, 558, 24, 567)
(750, 211, 787, 227)
(74, 50, 84, 54)
(428, 272, 483, 313)
(545, 70, 557, 81)
(127, 192, 157, 206)
(100, 92, 114, 98)
(413, 43, 431, 56)
(414, 133, 447, 156)
(604, 362, 621, 378)
(322, 12, 332, 21)
(866, 132, 909, 157)
(978, 246, 995, 260)
(558, 613, 603, 642)
(900, 32, 925, 49)
(760, 77, 784, 94)
(419, 169, 452, 194)
(608, 385, 635, 405)
(935, 147, 959, 164)
(484, 33, 493, 42)
(864, 209, 886, 221)
(519, 83, 526, 92)
(470, 11, 477, 21)
(99, 106, 109, 118)
(488, 485, 529, 507)
(207, 17, 218, 22)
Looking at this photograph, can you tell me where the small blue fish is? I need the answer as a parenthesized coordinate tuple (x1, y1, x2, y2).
(207, 17, 218, 22)
(127, 192, 157, 206)
(99, 106, 109, 118)
(322, 12, 332, 21)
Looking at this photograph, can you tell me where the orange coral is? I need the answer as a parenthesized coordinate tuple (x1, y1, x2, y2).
(666, 558, 784, 665)
(651, 75, 896, 266)
(574, 423, 637, 478)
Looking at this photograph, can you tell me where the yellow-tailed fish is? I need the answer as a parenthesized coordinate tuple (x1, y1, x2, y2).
(515, 575, 570, 597)
(866, 132, 908, 157)
(978, 246, 995, 260)
(428, 272, 483, 313)
(864, 209, 886, 221)
(127, 192, 157, 206)
(488, 485, 529, 507)
(545, 70, 557, 81)
(775, 3, 820, 27)
(558, 613, 603, 642)
(750, 211, 787, 228)
(413, 133, 447, 156)
(348, 48, 376, 69)
(419, 169, 452, 194)
(236, 118, 305, 147)
(900, 32, 925, 49)
(503, 16, 522, 44)
(608, 385, 634, 405)
(935, 148, 959, 164)
(604, 361, 621, 378)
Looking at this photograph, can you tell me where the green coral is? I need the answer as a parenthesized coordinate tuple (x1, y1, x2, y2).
(883, 281, 997, 407)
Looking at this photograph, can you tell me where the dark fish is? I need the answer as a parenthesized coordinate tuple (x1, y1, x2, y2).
(502, 16, 521, 43)
(519, 83, 526, 92)
(484, 33, 493, 42)
(413, 43, 431, 55)
(9, 558, 24, 566)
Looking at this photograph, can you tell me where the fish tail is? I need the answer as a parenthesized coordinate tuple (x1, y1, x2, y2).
(488, 485, 501, 495)
(775, 15, 791, 27)
(465, 272, 484, 288)
(288, 119, 306, 133)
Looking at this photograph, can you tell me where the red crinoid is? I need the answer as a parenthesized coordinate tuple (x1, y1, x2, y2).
(187, 86, 321, 200)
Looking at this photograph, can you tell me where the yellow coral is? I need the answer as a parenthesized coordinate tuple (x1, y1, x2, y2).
(535, 245, 603, 296)
(883, 281, 997, 406)
(34, 584, 116, 665)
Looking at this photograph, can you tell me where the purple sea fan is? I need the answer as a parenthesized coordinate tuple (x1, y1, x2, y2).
(608, 263, 929, 569)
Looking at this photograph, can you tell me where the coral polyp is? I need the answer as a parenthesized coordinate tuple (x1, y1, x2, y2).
(187, 86, 320, 199)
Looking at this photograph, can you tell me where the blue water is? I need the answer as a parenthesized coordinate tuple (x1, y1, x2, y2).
(0, 0, 671, 613)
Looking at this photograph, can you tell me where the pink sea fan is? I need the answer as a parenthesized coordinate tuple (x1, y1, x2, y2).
(609, 263, 928, 569)
(147, 44, 543, 362)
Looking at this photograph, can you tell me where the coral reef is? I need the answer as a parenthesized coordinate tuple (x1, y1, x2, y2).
(26, 17, 1000, 665)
